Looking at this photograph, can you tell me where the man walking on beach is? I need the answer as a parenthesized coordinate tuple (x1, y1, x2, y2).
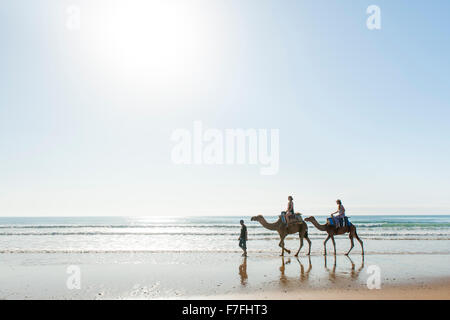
(238, 219, 248, 257)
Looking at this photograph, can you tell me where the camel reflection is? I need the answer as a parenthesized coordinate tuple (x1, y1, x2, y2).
(237, 254, 364, 287)
(324, 255, 365, 282)
(324, 255, 337, 282)
(239, 257, 248, 286)
(276, 254, 364, 286)
(297, 256, 312, 282)
(279, 257, 291, 284)
(279, 256, 311, 285)
(348, 255, 365, 280)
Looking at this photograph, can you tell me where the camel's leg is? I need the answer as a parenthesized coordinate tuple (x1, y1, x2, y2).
(323, 235, 331, 256)
(279, 235, 291, 256)
(279, 238, 284, 256)
(346, 233, 354, 256)
(354, 230, 364, 255)
(305, 234, 311, 256)
(295, 234, 303, 257)
(331, 235, 336, 255)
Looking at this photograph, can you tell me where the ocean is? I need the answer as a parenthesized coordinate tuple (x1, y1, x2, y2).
(1, 215, 449, 255)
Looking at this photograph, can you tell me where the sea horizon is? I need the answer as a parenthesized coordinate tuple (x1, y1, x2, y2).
(1, 213, 450, 218)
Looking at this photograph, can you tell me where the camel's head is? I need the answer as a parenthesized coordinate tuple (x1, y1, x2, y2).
(304, 216, 313, 222)
(251, 215, 263, 222)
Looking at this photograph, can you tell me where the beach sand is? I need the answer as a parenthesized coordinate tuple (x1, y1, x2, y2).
(209, 279, 450, 300)
(0, 252, 449, 299)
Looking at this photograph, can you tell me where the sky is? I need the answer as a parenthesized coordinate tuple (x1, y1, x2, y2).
(0, 0, 449, 216)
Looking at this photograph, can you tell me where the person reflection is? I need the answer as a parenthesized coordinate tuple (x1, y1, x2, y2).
(239, 257, 248, 286)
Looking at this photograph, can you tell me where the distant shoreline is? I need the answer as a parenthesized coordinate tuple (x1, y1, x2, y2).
(1, 214, 450, 218)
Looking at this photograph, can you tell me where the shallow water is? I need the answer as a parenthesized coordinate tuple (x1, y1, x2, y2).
(0, 215, 449, 255)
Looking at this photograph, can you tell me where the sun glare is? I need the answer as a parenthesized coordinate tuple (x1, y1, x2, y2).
(84, 1, 216, 90)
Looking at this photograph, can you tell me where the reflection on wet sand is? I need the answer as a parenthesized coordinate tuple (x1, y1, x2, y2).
(279, 257, 289, 285)
(297, 256, 312, 282)
(348, 255, 365, 280)
(237, 254, 365, 288)
(324, 255, 365, 283)
(324, 255, 337, 282)
(278, 255, 365, 286)
(279, 256, 312, 285)
(239, 257, 248, 286)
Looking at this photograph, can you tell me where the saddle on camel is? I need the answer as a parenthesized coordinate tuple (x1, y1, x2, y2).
(281, 212, 304, 225)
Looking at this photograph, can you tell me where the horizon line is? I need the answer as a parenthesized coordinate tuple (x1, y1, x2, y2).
(1, 213, 450, 218)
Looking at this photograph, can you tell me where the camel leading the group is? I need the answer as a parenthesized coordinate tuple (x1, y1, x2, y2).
(304, 216, 364, 256)
(251, 215, 311, 256)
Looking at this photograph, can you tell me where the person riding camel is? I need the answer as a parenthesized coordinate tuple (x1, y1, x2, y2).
(281, 196, 295, 227)
(331, 199, 345, 229)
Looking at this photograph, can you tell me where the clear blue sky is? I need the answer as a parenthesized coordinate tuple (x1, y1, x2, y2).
(1, 0, 449, 216)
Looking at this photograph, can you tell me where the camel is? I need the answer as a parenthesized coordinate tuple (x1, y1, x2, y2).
(304, 216, 364, 256)
(251, 215, 311, 256)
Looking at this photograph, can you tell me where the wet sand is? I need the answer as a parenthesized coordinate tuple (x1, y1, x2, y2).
(209, 284, 450, 300)
(0, 252, 449, 299)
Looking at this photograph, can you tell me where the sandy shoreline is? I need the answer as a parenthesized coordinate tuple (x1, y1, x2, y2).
(0, 252, 449, 299)
(206, 279, 450, 300)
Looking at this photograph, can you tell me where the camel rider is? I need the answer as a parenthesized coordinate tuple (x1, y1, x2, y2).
(331, 199, 345, 229)
(281, 196, 295, 226)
